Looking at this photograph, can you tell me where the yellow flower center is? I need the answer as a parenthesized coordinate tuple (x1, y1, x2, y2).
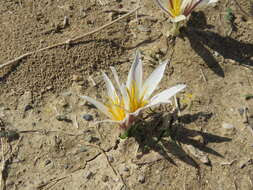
(106, 96, 126, 121)
(106, 82, 148, 121)
(126, 82, 148, 113)
(168, 0, 182, 17)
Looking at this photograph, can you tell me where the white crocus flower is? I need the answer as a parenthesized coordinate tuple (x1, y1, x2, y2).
(82, 51, 186, 130)
(155, 0, 218, 34)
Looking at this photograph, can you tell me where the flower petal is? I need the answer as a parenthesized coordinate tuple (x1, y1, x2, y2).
(148, 84, 186, 107)
(125, 84, 185, 120)
(102, 72, 117, 101)
(120, 84, 130, 111)
(126, 50, 143, 92)
(95, 119, 122, 124)
(142, 60, 168, 100)
(81, 95, 112, 118)
(196, 0, 218, 9)
(110, 66, 122, 91)
(180, 0, 197, 16)
(155, 0, 173, 17)
(171, 15, 187, 22)
(109, 67, 130, 109)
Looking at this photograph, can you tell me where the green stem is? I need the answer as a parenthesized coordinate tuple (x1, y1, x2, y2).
(172, 22, 181, 36)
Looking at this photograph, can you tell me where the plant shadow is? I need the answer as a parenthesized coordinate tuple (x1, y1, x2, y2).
(181, 12, 253, 77)
(127, 109, 231, 168)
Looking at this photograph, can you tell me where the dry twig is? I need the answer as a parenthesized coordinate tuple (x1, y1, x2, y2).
(200, 68, 207, 83)
(73, 115, 79, 129)
(36, 176, 69, 190)
(0, 7, 140, 69)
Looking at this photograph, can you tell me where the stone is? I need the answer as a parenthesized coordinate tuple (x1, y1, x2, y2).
(191, 134, 205, 145)
(24, 104, 33, 112)
(214, 51, 219, 57)
(46, 86, 52, 90)
(238, 158, 253, 169)
(101, 175, 109, 182)
(79, 146, 88, 153)
(57, 97, 69, 108)
(138, 175, 145, 183)
(82, 114, 93, 121)
(80, 7, 87, 18)
(107, 156, 114, 163)
(86, 135, 93, 143)
(44, 160, 51, 166)
(63, 16, 69, 28)
(85, 171, 93, 179)
(185, 144, 209, 164)
(18, 91, 32, 113)
(221, 122, 235, 135)
(137, 25, 151, 32)
(56, 115, 72, 122)
(72, 74, 83, 82)
(238, 108, 244, 116)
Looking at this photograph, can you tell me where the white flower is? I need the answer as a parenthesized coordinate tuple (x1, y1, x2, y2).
(155, 0, 218, 22)
(82, 51, 186, 130)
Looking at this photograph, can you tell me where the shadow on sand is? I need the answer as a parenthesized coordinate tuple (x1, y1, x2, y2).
(181, 12, 253, 78)
(127, 109, 231, 168)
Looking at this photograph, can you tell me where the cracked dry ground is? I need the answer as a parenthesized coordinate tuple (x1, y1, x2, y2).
(0, 0, 253, 190)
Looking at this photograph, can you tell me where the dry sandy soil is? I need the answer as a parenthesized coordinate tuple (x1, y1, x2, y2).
(0, 0, 253, 190)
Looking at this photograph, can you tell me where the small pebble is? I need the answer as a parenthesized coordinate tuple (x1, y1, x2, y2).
(192, 134, 205, 144)
(79, 146, 88, 152)
(46, 86, 52, 90)
(238, 158, 253, 169)
(57, 97, 69, 108)
(108, 156, 114, 163)
(222, 123, 234, 129)
(123, 167, 129, 172)
(80, 8, 87, 18)
(61, 92, 72, 96)
(101, 175, 109, 182)
(86, 135, 93, 143)
(137, 25, 151, 32)
(221, 122, 235, 135)
(82, 114, 93, 121)
(238, 108, 244, 116)
(109, 12, 115, 21)
(45, 160, 51, 166)
(24, 104, 33, 112)
(153, 137, 158, 142)
(56, 115, 72, 122)
(63, 16, 69, 28)
(138, 175, 145, 183)
(213, 51, 219, 57)
(72, 74, 83, 82)
(85, 171, 93, 179)
(87, 20, 93, 25)
(56, 114, 67, 121)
